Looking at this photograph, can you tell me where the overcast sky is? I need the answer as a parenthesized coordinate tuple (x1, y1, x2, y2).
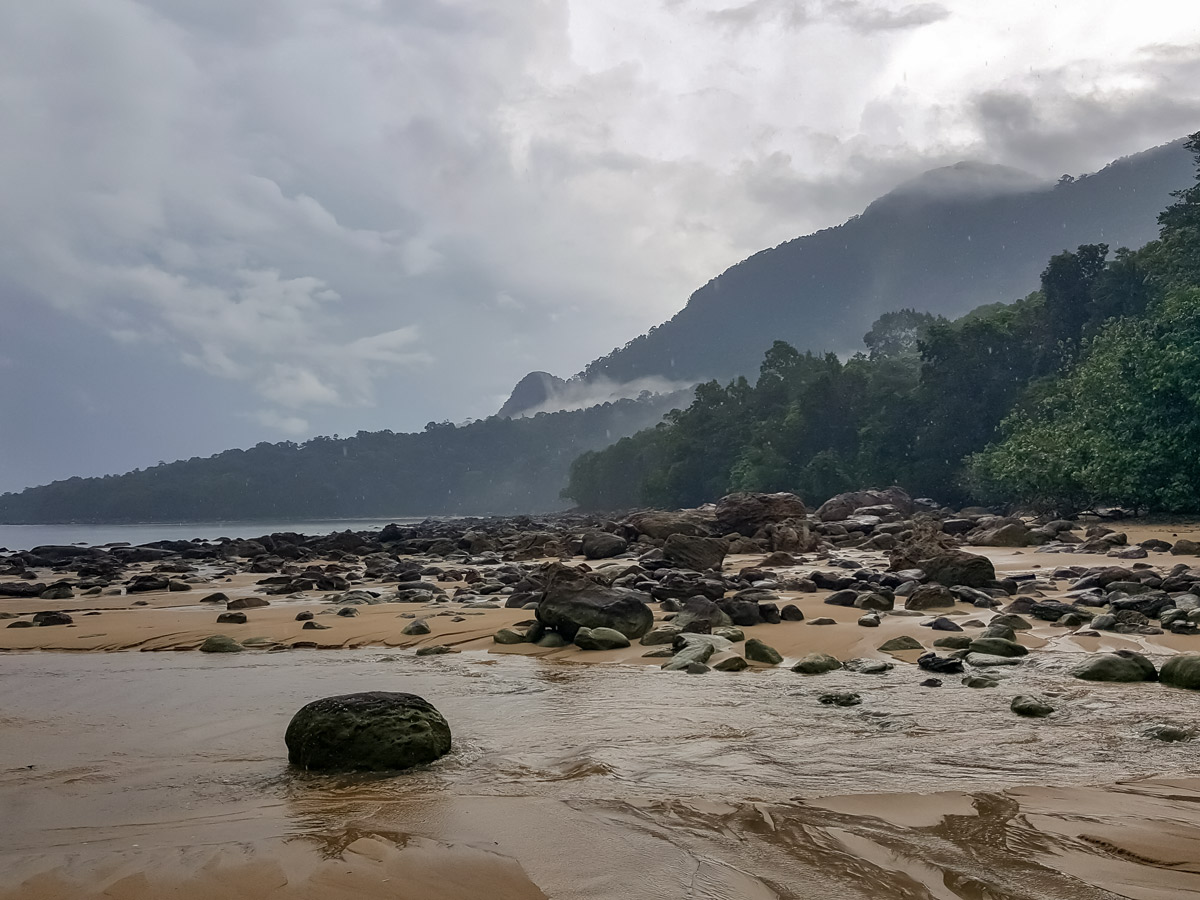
(2, 0, 1199, 493)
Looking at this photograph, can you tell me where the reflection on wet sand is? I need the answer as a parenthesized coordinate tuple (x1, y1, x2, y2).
(3, 650, 1200, 898)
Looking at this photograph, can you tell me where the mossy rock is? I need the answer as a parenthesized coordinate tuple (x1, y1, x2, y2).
(1072, 651, 1157, 683)
(1160, 654, 1200, 690)
(199, 635, 243, 653)
(879, 636, 923, 652)
(1011, 695, 1053, 717)
(967, 637, 1027, 658)
(933, 635, 972, 650)
(792, 653, 842, 674)
(744, 638, 782, 665)
(285, 691, 451, 771)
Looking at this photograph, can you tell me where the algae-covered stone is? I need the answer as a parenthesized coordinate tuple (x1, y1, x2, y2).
(792, 653, 842, 674)
(1011, 695, 1053, 717)
(933, 635, 972, 650)
(574, 626, 631, 650)
(711, 652, 749, 671)
(199, 635, 243, 653)
(963, 674, 999, 688)
(535, 632, 568, 648)
(640, 625, 683, 646)
(1072, 651, 1157, 683)
(662, 636, 718, 671)
(415, 645, 457, 657)
(878, 636, 923, 652)
(964, 652, 1023, 667)
(712, 626, 745, 643)
(744, 638, 782, 665)
(285, 691, 451, 771)
(967, 637, 1027, 658)
(1160, 654, 1200, 690)
(401, 619, 431, 636)
(492, 628, 527, 645)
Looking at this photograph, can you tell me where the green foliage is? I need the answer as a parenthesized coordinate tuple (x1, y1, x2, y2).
(968, 286, 1200, 511)
(863, 309, 945, 360)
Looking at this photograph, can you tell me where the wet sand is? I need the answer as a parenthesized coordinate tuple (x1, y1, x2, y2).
(3, 650, 1200, 899)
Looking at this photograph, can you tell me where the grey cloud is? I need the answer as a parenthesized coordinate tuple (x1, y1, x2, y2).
(706, 0, 947, 33)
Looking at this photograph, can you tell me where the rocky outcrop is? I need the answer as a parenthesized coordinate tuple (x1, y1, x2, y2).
(815, 487, 914, 522)
(713, 492, 807, 534)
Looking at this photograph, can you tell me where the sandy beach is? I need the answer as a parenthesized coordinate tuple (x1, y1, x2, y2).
(4, 513, 1200, 898)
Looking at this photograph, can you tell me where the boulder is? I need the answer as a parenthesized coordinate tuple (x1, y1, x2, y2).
(879, 636, 923, 652)
(1072, 651, 1157, 682)
(967, 637, 1027, 658)
(33, 611, 73, 626)
(199, 635, 243, 653)
(662, 534, 728, 572)
(640, 624, 683, 645)
(674, 597, 733, 633)
(401, 619, 431, 636)
(816, 488, 914, 522)
(711, 653, 749, 671)
(625, 510, 713, 540)
(968, 523, 1036, 547)
(574, 626, 631, 650)
(744, 638, 782, 665)
(581, 532, 628, 560)
(917, 652, 963, 674)
(285, 692, 452, 771)
(1160, 654, 1200, 690)
(714, 492, 807, 534)
(536, 564, 654, 640)
(1011, 695, 1053, 718)
(791, 653, 842, 674)
(818, 692, 862, 707)
(1171, 539, 1200, 556)
(492, 628, 527, 644)
(918, 551, 996, 588)
(227, 597, 270, 610)
(905, 584, 955, 610)
(661, 634, 726, 671)
(216, 611, 247, 624)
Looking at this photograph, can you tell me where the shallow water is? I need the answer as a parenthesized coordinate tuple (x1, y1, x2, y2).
(3, 650, 1200, 898)
(0, 518, 427, 552)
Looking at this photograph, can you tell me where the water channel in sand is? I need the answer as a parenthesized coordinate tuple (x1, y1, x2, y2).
(4, 649, 1200, 899)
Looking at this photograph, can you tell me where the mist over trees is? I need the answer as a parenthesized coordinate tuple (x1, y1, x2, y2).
(566, 133, 1200, 515)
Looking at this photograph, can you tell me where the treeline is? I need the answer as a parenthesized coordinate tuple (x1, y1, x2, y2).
(0, 393, 686, 523)
(564, 134, 1200, 515)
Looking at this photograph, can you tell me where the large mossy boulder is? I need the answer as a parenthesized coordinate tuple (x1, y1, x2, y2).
(574, 626, 631, 650)
(1161, 654, 1200, 690)
(285, 692, 452, 772)
(662, 534, 729, 572)
(536, 563, 653, 640)
(744, 638, 782, 665)
(1072, 650, 1157, 683)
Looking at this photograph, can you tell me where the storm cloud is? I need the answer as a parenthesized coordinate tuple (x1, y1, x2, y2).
(2, 0, 1199, 492)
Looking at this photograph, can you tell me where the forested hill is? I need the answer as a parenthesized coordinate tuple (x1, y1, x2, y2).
(0, 393, 687, 523)
(550, 139, 1194, 396)
(564, 133, 1200, 515)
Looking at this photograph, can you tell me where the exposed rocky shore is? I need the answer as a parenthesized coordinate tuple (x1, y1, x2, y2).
(4, 489, 1200, 712)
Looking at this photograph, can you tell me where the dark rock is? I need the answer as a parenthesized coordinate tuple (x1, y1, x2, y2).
(714, 492, 807, 534)
(917, 551, 996, 588)
(1160, 654, 1200, 690)
(1072, 651, 1157, 682)
(780, 604, 805, 621)
(818, 692, 861, 706)
(662, 534, 729, 572)
(302, 621, 330, 630)
(792, 652, 842, 674)
(879, 636, 923, 652)
(33, 611, 73, 626)
(227, 597, 270, 610)
(1011, 695, 1053, 717)
(905, 584, 955, 610)
(536, 564, 654, 640)
(744, 638, 782, 665)
(824, 589, 859, 607)
(967, 637, 1027, 658)
(201, 592, 230, 603)
(917, 652, 964, 674)
(581, 532, 628, 560)
(295, 611, 314, 621)
(675, 597, 733, 632)
(285, 692, 451, 771)
(216, 611, 247, 624)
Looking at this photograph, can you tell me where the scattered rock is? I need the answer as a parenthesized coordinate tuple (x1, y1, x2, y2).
(574, 626, 632, 650)
(744, 638, 782, 665)
(199, 635, 243, 653)
(818, 692, 861, 706)
(1011, 695, 1054, 717)
(792, 653, 842, 674)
